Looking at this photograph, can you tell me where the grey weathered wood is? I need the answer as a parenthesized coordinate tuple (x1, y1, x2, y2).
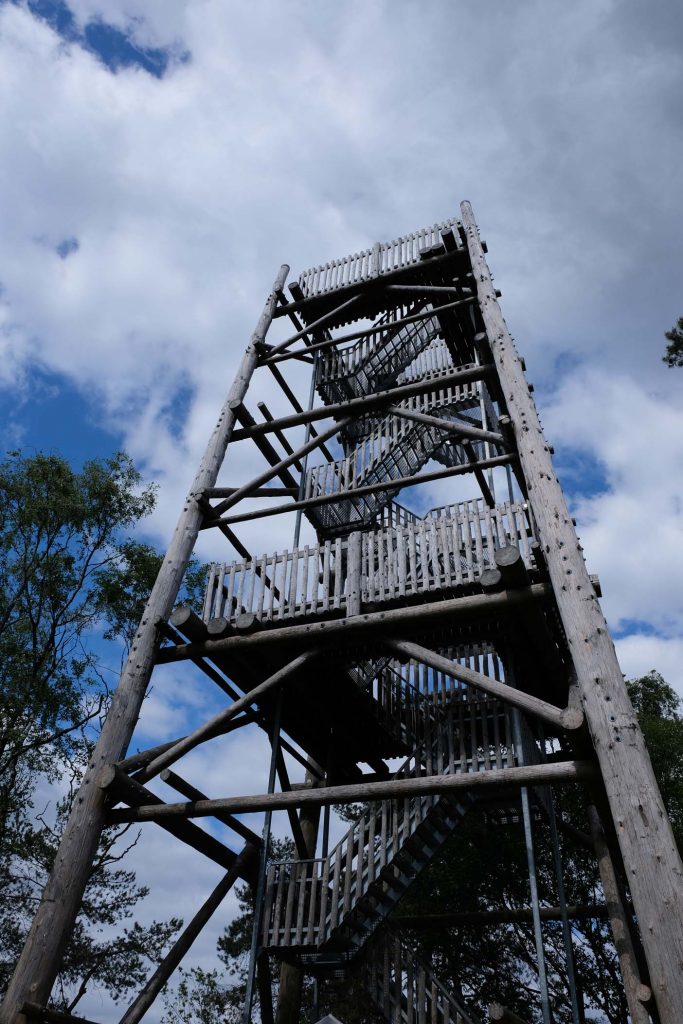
(462, 199, 683, 1024)
(212, 454, 516, 528)
(119, 844, 256, 1024)
(387, 403, 503, 445)
(0, 265, 290, 1024)
(266, 295, 475, 364)
(587, 806, 652, 1024)
(159, 769, 261, 848)
(384, 639, 582, 732)
(494, 545, 529, 588)
(157, 583, 552, 663)
(98, 766, 244, 875)
(346, 531, 363, 616)
(212, 415, 352, 517)
(106, 760, 594, 824)
(229, 364, 493, 441)
(267, 293, 361, 356)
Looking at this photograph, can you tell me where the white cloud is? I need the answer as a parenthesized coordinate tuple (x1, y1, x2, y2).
(616, 633, 683, 700)
(543, 365, 683, 634)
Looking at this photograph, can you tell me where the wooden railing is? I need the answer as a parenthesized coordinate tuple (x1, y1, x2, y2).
(262, 691, 518, 953)
(202, 501, 535, 626)
(297, 219, 462, 299)
(364, 929, 479, 1024)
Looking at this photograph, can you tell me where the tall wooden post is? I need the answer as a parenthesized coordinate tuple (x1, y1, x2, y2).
(0, 266, 289, 1024)
(461, 199, 683, 1023)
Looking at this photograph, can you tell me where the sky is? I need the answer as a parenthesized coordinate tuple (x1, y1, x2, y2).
(1, 0, 683, 1019)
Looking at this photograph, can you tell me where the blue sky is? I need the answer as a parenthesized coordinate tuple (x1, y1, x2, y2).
(2, 0, 683, 1017)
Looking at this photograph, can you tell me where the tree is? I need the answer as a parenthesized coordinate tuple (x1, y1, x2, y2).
(663, 316, 683, 367)
(0, 451, 188, 1009)
(626, 671, 683, 849)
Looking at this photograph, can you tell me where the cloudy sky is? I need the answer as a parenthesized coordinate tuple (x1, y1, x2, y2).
(2, 0, 683, 1018)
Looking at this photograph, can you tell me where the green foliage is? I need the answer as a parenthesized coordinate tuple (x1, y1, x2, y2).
(663, 316, 683, 367)
(161, 968, 240, 1024)
(0, 450, 187, 1008)
(627, 671, 683, 849)
(96, 540, 207, 652)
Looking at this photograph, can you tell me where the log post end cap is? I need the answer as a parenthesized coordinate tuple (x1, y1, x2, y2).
(560, 707, 585, 732)
(494, 544, 523, 569)
(98, 764, 117, 790)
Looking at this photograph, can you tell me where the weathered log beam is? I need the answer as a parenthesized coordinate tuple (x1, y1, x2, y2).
(205, 486, 299, 498)
(265, 361, 334, 462)
(213, 453, 516, 527)
(265, 295, 476, 364)
(588, 806, 652, 1023)
(105, 760, 595, 825)
(387, 403, 504, 445)
(160, 769, 262, 849)
(229, 364, 493, 441)
(462, 199, 683, 1024)
(156, 584, 552, 664)
(211, 416, 351, 516)
(266, 293, 361, 356)
(101, 766, 246, 876)
(136, 651, 319, 783)
(385, 639, 583, 733)
(158, 615, 242, 702)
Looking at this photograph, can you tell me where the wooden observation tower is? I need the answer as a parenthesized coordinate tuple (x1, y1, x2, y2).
(2, 203, 682, 1024)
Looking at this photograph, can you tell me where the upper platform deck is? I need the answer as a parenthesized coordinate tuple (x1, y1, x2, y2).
(203, 498, 536, 630)
(296, 218, 463, 301)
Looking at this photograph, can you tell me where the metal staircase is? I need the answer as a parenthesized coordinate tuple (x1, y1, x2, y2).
(314, 309, 442, 406)
(304, 402, 496, 536)
(262, 681, 518, 963)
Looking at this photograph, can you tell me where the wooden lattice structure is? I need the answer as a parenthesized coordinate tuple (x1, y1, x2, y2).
(2, 203, 682, 1024)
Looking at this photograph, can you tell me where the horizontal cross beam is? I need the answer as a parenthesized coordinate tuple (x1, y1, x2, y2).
(228, 364, 493, 441)
(209, 453, 516, 527)
(263, 294, 478, 364)
(104, 760, 595, 824)
(155, 583, 552, 663)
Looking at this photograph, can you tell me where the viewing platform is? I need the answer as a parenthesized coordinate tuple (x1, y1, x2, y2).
(202, 498, 536, 630)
